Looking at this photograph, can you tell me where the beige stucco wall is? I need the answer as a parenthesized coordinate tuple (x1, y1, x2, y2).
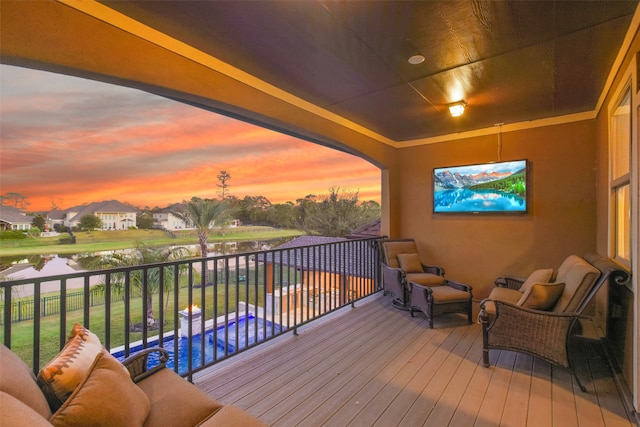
(391, 121, 598, 300)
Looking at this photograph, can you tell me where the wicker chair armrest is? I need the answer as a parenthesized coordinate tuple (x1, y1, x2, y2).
(382, 263, 405, 280)
(121, 347, 170, 383)
(445, 279, 472, 292)
(423, 264, 445, 276)
(494, 276, 526, 290)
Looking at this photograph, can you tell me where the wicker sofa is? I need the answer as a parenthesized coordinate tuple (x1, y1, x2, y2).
(1, 343, 266, 426)
(479, 252, 631, 392)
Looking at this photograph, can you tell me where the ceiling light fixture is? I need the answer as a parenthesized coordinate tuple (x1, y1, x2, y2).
(448, 101, 466, 117)
(408, 54, 425, 65)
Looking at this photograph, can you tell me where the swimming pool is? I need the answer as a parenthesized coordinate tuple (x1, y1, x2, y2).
(112, 314, 281, 374)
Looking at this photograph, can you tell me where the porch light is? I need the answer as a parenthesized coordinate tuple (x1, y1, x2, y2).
(449, 101, 466, 117)
(408, 54, 425, 65)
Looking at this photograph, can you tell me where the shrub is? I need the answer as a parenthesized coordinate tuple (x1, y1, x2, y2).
(58, 236, 76, 244)
(0, 230, 28, 240)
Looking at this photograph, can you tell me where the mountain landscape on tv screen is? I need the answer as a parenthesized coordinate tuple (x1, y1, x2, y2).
(433, 161, 527, 213)
(434, 168, 524, 190)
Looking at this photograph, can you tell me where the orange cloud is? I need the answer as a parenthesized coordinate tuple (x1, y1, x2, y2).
(1, 65, 381, 211)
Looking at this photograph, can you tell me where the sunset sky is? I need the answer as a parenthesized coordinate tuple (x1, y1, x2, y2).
(0, 65, 381, 212)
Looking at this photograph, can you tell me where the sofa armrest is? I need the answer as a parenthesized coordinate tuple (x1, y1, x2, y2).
(494, 276, 526, 290)
(121, 347, 170, 383)
(423, 264, 445, 276)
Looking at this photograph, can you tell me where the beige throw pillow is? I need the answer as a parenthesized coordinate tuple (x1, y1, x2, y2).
(520, 268, 555, 294)
(517, 282, 565, 311)
(49, 352, 150, 427)
(37, 324, 104, 411)
(396, 253, 423, 273)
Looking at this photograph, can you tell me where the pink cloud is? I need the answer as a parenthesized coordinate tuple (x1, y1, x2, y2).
(0, 65, 380, 211)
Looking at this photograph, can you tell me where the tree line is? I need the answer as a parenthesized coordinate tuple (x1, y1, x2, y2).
(2, 173, 381, 240)
(136, 185, 380, 238)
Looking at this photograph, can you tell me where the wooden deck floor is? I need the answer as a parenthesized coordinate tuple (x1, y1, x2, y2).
(194, 293, 635, 427)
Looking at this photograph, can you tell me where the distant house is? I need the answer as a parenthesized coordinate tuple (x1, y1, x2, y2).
(0, 205, 32, 231)
(153, 203, 191, 230)
(47, 209, 67, 231)
(64, 200, 138, 230)
(153, 203, 241, 231)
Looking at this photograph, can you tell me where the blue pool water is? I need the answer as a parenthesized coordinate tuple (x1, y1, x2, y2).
(112, 315, 281, 374)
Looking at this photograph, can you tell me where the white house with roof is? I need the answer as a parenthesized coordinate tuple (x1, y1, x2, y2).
(152, 203, 191, 230)
(65, 200, 138, 230)
(0, 205, 32, 231)
(153, 203, 241, 231)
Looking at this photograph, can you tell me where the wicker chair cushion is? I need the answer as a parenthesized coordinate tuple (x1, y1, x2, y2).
(552, 260, 600, 313)
(397, 253, 423, 273)
(382, 240, 419, 268)
(429, 285, 471, 303)
(49, 352, 151, 427)
(517, 282, 565, 310)
(482, 287, 523, 317)
(37, 324, 105, 411)
(406, 273, 446, 287)
(520, 268, 555, 294)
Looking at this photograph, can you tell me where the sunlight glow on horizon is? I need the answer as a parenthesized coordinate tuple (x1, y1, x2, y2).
(0, 65, 381, 211)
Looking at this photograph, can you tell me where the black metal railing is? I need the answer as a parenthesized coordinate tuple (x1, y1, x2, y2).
(1, 237, 383, 380)
(3, 287, 124, 324)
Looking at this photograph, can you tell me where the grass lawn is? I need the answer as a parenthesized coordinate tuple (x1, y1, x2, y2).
(4, 273, 269, 367)
(0, 226, 304, 257)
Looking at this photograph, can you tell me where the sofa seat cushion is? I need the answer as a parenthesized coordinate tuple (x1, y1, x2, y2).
(517, 283, 565, 310)
(37, 324, 105, 411)
(196, 405, 267, 427)
(49, 352, 151, 427)
(0, 344, 52, 419)
(137, 367, 223, 427)
(407, 273, 446, 287)
(1, 392, 53, 427)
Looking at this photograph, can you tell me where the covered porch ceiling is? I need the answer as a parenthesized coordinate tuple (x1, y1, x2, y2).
(1, 1, 638, 148)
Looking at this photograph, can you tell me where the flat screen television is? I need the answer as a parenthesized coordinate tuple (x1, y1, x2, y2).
(432, 159, 528, 213)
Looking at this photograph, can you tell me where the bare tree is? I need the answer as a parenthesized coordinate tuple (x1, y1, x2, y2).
(0, 192, 30, 210)
(216, 170, 231, 200)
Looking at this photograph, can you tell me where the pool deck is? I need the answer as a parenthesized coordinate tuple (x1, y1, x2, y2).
(193, 293, 636, 427)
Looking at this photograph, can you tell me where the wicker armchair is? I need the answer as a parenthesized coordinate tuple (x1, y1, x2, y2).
(479, 253, 631, 392)
(379, 239, 445, 309)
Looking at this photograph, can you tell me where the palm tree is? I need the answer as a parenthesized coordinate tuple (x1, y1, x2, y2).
(96, 244, 190, 327)
(173, 198, 232, 257)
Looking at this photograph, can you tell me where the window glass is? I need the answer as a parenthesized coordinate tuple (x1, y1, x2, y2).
(611, 91, 631, 180)
(615, 184, 631, 262)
